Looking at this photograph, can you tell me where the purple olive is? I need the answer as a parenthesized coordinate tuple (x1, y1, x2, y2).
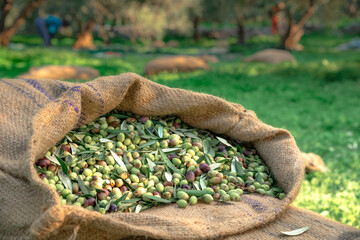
(62, 144, 71, 153)
(39, 173, 46, 179)
(120, 186, 128, 192)
(185, 171, 195, 183)
(109, 204, 118, 213)
(199, 162, 210, 173)
(181, 184, 191, 190)
(164, 181, 173, 187)
(153, 191, 161, 197)
(243, 150, 251, 157)
(139, 116, 149, 123)
(109, 121, 119, 128)
(194, 168, 202, 176)
(36, 158, 50, 169)
(84, 198, 96, 207)
(217, 145, 226, 152)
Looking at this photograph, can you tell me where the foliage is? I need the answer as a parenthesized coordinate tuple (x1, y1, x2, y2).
(0, 32, 359, 228)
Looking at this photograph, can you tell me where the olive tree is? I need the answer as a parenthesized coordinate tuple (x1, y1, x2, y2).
(0, 0, 45, 47)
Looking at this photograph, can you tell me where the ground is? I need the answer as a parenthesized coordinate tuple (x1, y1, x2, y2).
(0, 32, 359, 229)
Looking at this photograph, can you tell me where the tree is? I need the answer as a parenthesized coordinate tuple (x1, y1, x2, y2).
(0, 0, 44, 47)
(202, 0, 266, 45)
(187, 0, 203, 41)
(279, 0, 319, 50)
(233, 0, 264, 45)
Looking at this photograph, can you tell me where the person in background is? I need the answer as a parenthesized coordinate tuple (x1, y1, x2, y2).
(271, 4, 279, 35)
(35, 15, 68, 46)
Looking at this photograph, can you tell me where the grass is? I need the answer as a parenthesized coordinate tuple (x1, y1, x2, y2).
(1, 32, 359, 229)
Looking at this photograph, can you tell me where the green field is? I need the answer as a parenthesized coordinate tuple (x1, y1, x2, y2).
(1, 33, 359, 228)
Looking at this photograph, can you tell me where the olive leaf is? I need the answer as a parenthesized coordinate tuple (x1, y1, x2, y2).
(106, 129, 131, 134)
(105, 133, 118, 139)
(173, 185, 177, 198)
(164, 171, 173, 182)
(281, 226, 310, 236)
(134, 123, 145, 136)
(159, 149, 184, 177)
(110, 150, 128, 172)
(209, 138, 220, 146)
(120, 121, 128, 130)
(36, 166, 47, 174)
(77, 150, 96, 155)
(45, 155, 60, 165)
(200, 175, 207, 190)
(234, 157, 244, 175)
(55, 155, 69, 175)
(204, 154, 213, 165)
(84, 144, 100, 151)
(184, 132, 200, 139)
(81, 154, 92, 161)
(74, 133, 86, 141)
(255, 173, 264, 184)
(105, 199, 112, 211)
(113, 192, 130, 205)
(58, 170, 72, 192)
(157, 126, 164, 138)
(69, 143, 77, 154)
(210, 163, 221, 170)
(143, 195, 172, 203)
(77, 176, 89, 195)
(139, 140, 157, 148)
(135, 204, 142, 213)
(99, 138, 114, 143)
(112, 114, 131, 119)
(146, 157, 156, 172)
(203, 139, 210, 154)
(203, 139, 215, 157)
(94, 196, 100, 211)
(122, 198, 141, 203)
(216, 136, 233, 147)
(172, 129, 185, 137)
(196, 155, 205, 164)
(152, 148, 181, 154)
(65, 135, 73, 142)
(236, 145, 243, 154)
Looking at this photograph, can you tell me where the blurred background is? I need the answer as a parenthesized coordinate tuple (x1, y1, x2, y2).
(0, 0, 359, 229)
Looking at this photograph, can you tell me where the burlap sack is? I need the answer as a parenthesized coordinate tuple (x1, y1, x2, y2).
(18, 65, 100, 80)
(242, 49, 295, 64)
(226, 206, 360, 239)
(302, 152, 328, 173)
(144, 56, 210, 76)
(0, 73, 336, 239)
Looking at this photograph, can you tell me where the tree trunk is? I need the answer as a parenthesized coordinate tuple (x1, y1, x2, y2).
(236, 21, 245, 45)
(235, 5, 245, 45)
(0, 0, 44, 47)
(0, 29, 12, 46)
(73, 21, 95, 50)
(193, 16, 200, 41)
(0, 0, 13, 32)
(280, 0, 318, 50)
(280, 24, 304, 50)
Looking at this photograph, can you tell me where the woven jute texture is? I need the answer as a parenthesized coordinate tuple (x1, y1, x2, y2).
(0, 73, 352, 240)
(144, 56, 210, 76)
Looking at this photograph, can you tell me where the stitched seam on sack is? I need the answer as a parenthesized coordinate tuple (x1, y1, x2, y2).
(0, 79, 43, 108)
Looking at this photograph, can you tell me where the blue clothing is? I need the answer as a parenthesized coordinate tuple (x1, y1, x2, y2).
(35, 18, 51, 46)
(45, 16, 62, 35)
(35, 16, 62, 46)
